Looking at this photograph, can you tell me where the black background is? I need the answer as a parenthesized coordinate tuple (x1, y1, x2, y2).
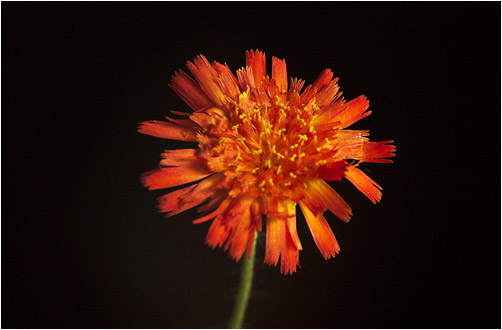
(2, 2, 500, 329)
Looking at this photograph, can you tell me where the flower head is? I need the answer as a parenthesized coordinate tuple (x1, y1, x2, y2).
(139, 50, 395, 274)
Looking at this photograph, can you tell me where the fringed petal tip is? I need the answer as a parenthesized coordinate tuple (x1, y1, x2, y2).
(344, 166, 383, 204)
(138, 120, 198, 142)
(300, 203, 341, 260)
(363, 140, 396, 163)
(141, 163, 212, 191)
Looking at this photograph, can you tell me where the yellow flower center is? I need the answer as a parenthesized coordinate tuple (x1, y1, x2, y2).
(202, 90, 339, 200)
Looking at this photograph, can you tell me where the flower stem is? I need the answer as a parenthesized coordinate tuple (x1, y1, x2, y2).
(229, 232, 257, 329)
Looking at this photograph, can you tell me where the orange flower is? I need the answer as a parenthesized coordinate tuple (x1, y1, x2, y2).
(139, 50, 395, 274)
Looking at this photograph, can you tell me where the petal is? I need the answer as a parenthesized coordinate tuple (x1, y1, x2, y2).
(315, 79, 341, 108)
(312, 69, 334, 91)
(169, 70, 214, 111)
(157, 174, 223, 216)
(164, 117, 197, 129)
(141, 161, 212, 190)
(224, 207, 254, 261)
(236, 68, 254, 90)
(288, 77, 305, 95)
(318, 160, 348, 181)
(272, 56, 288, 92)
(225, 195, 255, 229)
(206, 217, 231, 248)
(138, 120, 198, 142)
(337, 95, 372, 128)
(298, 187, 326, 215)
(299, 202, 340, 259)
(281, 231, 301, 275)
(197, 189, 228, 213)
(362, 140, 396, 163)
(344, 166, 382, 203)
(264, 214, 301, 274)
(187, 55, 226, 106)
(308, 178, 352, 222)
(217, 71, 242, 101)
(249, 198, 263, 232)
(160, 149, 198, 167)
(245, 49, 266, 85)
(285, 201, 302, 250)
(264, 216, 285, 267)
(193, 195, 231, 224)
(189, 112, 214, 129)
(212, 62, 242, 100)
(335, 130, 369, 160)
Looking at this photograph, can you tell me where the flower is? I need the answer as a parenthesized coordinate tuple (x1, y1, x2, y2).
(139, 50, 395, 274)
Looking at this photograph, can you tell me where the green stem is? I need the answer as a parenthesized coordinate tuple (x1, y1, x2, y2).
(229, 232, 257, 329)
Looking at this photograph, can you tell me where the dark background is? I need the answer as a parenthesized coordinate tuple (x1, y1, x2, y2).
(2, 2, 500, 329)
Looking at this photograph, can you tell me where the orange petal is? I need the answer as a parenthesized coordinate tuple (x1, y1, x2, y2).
(285, 206, 302, 251)
(217, 71, 242, 101)
(315, 79, 341, 108)
(245, 49, 266, 86)
(308, 179, 352, 222)
(344, 166, 382, 203)
(187, 55, 226, 106)
(337, 95, 372, 128)
(299, 203, 340, 259)
(193, 195, 231, 224)
(298, 187, 326, 216)
(189, 112, 214, 129)
(206, 217, 231, 249)
(264, 214, 301, 274)
(272, 56, 288, 92)
(224, 194, 254, 229)
(212, 62, 241, 100)
(363, 140, 396, 163)
(138, 120, 198, 142)
(236, 68, 254, 90)
(141, 162, 212, 190)
(249, 198, 263, 232)
(224, 207, 253, 261)
(160, 149, 198, 167)
(312, 69, 334, 91)
(318, 160, 348, 181)
(169, 70, 213, 111)
(281, 231, 301, 275)
(264, 216, 285, 267)
(335, 129, 369, 160)
(289, 77, 305, 95)
(157, 174, 223, 216)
